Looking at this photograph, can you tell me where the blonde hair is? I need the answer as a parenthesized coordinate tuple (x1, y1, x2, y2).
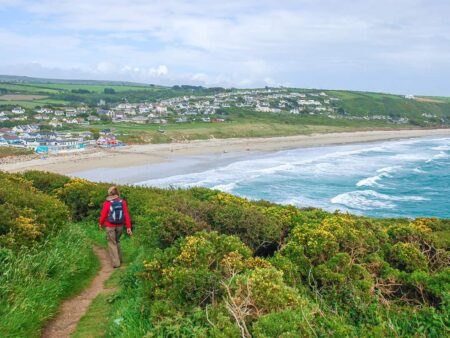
(108, 186, 119, 197)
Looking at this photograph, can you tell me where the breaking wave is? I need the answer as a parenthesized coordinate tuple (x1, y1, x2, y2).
(331, 190, 428, 211)
(356, 166, 400, 187)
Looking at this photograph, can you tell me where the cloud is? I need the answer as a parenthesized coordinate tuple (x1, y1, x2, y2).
(0, 1, 449, 94)
(150, 65, 168, 77)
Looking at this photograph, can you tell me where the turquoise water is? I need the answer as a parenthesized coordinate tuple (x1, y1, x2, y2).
(140, 137, 450, 219)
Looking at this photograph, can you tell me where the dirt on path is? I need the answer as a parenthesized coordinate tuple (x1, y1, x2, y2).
(41, 246, 116, 338)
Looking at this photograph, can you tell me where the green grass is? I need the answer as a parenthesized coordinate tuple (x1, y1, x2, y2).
(0, 83, 61, 94)
(0, 98, 71, 108)
(71, 293, 112, 338)
(70, 113, 415, 144)
(0, 225, 100, 338)
(29, 83, 160, 93)
(0, 82, 159, 94)
(326, 90, 450, 120)
(71, 222, 144, 337)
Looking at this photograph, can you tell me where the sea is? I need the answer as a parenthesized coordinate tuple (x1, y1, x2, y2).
(136, 136, 450, 219)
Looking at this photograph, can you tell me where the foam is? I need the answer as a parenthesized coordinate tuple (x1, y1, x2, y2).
(356, 166, 401, 187)
(331, 190, 395, 210)
(427, 151, 450, 162)
(211, 182, 237, 192)
(331, 190, 428, 210)
(431, 145, 450, 151)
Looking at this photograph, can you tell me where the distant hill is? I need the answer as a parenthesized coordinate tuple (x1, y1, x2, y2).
(0, 74, 449, 136)
(0, 74, 151, 87)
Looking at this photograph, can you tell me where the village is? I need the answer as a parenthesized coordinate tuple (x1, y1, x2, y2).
(0, 88, 420, 154)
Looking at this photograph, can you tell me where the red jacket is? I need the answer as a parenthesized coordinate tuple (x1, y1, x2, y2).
(99, 198, 132, 229)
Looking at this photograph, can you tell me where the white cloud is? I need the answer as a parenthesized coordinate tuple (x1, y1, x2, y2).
(149, 65, 168, 77)
(0, 1, 449, 93)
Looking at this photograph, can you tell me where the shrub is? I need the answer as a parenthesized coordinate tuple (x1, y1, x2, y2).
(147, 207, 208, 247)
(389, 242, 428, 272)
(56, 178, 98, 220)
(208, 193, 292, 253)
(141, 231, 252, 309)
(22, 170, 70, 194)
(0, 172, 68, 249)
(225, 267, 302, 320)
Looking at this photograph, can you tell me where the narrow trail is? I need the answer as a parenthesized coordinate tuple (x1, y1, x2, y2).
(42, 246, 116, 338)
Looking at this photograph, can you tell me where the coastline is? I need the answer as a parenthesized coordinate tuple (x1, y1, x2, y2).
(1, 128, 449, 175)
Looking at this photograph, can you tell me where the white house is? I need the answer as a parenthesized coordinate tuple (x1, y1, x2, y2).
(87, 115, 101, 122)
(155, 106, 168, 114)
(65, 111, 78, 118)
(49, 118, 63, 128)
(12, 107, 25, 114)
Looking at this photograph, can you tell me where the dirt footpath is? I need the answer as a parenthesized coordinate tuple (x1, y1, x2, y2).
(41, 246, 116, 338)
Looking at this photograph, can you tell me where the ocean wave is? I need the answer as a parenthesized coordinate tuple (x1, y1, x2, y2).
(426, 151, 450, 163)
(356, 166, 400, 187)
(211, 182, 237, 192)
(356, 176, 383, 187)
(412, 167, 426, 174)
(331, 190, 428, 210)
(431, 145, 450, 151)
(391, 153, 430, 161)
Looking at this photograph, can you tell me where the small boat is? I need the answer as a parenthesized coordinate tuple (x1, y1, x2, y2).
(157, 128, 166, 134)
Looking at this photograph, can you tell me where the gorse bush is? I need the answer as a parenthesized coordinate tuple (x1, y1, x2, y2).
(0, 171, 98, 337)
(5, 171, 450, 337)
(0, 172, 68, 249)
(22, 170, 71, 195)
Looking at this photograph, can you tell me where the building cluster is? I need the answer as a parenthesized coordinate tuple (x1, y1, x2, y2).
(0, 124, 93, 153)
(1, 89, 424, 133)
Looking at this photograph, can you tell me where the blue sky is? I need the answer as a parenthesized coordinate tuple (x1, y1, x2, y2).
(0, 0, 449, 95)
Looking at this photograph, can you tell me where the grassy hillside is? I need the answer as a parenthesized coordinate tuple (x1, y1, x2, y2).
(328, 90, 450, 123)
(1, 77, 449, 121)
(0, 80, 224, 108)
(0, 172, 98, 337)
(1, 77, 449, 144)
(1, 170, 448, 337)
(69, 116, 393, 144)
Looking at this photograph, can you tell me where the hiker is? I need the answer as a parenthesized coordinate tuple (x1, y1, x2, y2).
(99, 186, 132, 268)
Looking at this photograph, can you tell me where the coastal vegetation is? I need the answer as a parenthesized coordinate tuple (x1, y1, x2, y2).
(0, 146, 34, 159)
(0, 170, 448, 337)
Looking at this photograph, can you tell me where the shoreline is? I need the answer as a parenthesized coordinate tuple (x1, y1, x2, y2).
(1, 128, 449, 175)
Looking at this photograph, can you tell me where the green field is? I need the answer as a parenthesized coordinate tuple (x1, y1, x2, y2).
(0, 83, 61, 94)
(0, 79, 223, 109)
(28, 82, 162, 93)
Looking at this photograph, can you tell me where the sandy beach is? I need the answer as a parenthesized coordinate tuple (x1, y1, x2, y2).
(1, 128, 449, 175)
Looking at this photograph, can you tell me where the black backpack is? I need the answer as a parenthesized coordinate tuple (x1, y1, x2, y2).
(107, 200, 125, 224)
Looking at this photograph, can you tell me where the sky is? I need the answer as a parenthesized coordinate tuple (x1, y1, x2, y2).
(0, 0, 449, 95)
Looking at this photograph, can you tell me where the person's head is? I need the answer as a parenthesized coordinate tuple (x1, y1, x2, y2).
(107, 186, 120, 200)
